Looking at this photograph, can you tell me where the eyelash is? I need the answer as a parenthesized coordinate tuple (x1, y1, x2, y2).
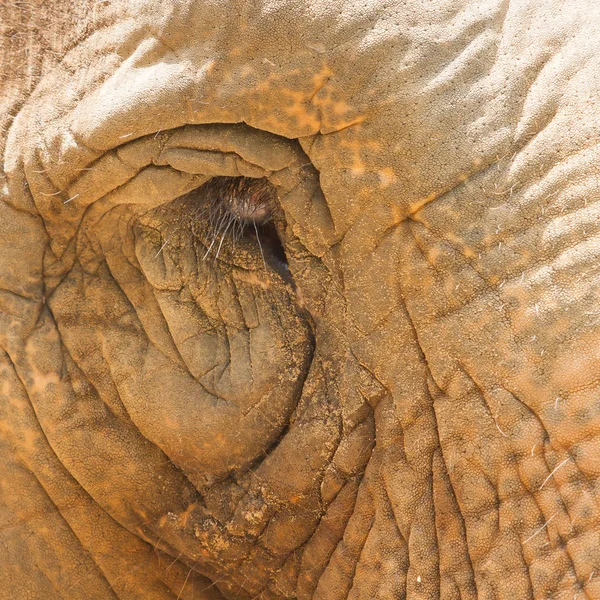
(183, 177, 291, 278)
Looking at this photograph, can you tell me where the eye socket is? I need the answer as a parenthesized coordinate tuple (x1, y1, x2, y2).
(253, 219, 292, 282)
(211, 175, 276, 226)
(192, 176, 291, 279)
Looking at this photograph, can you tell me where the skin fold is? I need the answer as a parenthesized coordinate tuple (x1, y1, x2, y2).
(1, 1, 600, 598)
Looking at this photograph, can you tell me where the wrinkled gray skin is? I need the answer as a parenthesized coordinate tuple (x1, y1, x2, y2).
(2, 1, 600, 599)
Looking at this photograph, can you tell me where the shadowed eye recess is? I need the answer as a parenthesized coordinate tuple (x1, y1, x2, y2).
(191, 175, 290, 275)
(210, 175, 276, 225)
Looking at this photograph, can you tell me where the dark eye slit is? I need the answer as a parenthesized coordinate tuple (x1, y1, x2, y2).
(254, 220, 293, 283)
(197, 176, 292, 282)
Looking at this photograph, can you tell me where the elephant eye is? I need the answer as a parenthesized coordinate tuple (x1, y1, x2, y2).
(199, 176, 275, 256)
(210, 175, 275, 227)
(188, 175, 290, 278)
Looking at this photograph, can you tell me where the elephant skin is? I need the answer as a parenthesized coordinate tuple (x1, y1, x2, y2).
(1, 0, 600, 598)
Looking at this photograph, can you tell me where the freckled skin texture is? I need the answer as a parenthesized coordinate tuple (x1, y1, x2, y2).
(2, 1, 600, 599)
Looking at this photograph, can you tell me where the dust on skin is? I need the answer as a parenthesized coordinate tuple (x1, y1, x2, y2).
(3, 1, 600, 599)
